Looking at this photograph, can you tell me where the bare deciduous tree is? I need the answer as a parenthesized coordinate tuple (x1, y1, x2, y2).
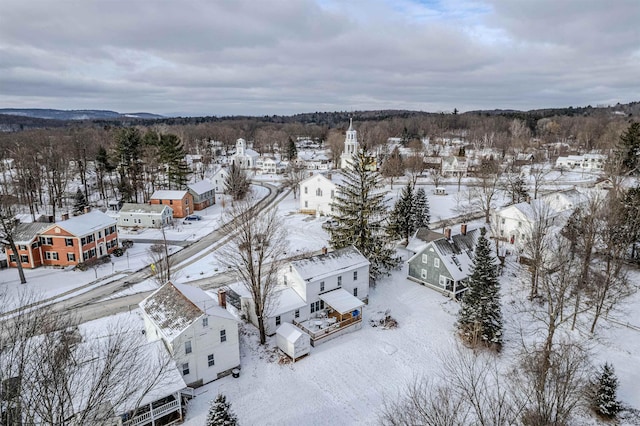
(0, 290, 175, 426)
(218, 196, 288, 344)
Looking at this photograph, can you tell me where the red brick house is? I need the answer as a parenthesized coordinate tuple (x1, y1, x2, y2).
(6, 210, 118, 269)
(149, 190, 194, 218)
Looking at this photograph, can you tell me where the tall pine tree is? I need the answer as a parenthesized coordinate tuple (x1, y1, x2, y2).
(413, 187, 430, 230)
(457, 228, 503, 349)
(388, 182, 415, 245)
(590, 363, 622, 419)
(618, 122, 640, 175)
(206, 394, 238, 426)
(330, 150, 399, 280)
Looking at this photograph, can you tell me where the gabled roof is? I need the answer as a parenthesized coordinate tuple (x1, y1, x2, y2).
(290, 246, 370, 283)
(188, 180, 215, 194)
(409, 228, 483, 282)
(12, 222, 50, 244)
(276, 322, 307, 342)
(51, 210, 116, 237)
(407, 228, 445, 254)
(140, 282, 234, 342)
(150, 190, 188, 200)
(497, 199, 557, 222)
(272, 287, 306, 316)
(120, 203, 171, 214)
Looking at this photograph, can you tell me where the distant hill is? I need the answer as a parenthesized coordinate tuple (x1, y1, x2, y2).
(0, 108, 164, 121)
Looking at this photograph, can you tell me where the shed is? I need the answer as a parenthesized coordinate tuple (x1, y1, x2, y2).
(276, 323, 310, 362)
(434, 187, 447, 195)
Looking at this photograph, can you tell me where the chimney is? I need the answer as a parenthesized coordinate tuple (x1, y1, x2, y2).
(61, 213, 69, 221)
(322, 246, 328, 255)
(461, 224, 467, 236)
(83, 206, 91, 214)
(217, 288, 227, 309)
(444, 228, 452, 239)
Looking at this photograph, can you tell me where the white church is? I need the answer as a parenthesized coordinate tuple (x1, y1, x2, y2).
(231, 138, 259, 169)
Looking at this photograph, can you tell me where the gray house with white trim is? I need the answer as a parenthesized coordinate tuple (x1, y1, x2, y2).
(407, 226, 483, 299)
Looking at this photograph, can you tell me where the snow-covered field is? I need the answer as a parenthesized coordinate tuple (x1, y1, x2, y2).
(180, 260, 640, 425)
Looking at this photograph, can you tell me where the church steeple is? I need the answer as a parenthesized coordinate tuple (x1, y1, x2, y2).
(340, 118, 359, 169)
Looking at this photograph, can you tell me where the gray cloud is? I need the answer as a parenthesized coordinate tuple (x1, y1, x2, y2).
(1, 0, 638, 116)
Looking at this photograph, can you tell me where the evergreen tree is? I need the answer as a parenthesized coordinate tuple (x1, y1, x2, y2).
(206, 394, 238, 426)
(330, 150, 400, 280)
(224, 163, 250, 200)
(413, 187, 430, 230)
(287, 137, 297, 161)
(457, 228, 503, 349)
(115, 128, 143, 202)
(73, 188, 88, 213)
(388, 182, 415, 245)
(590, 363, 622, 419)
(618, 122, 640, 175)
(511, 175, 530, 203)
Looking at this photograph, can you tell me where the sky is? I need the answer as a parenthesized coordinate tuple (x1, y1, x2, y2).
(1, 0, 639, 117)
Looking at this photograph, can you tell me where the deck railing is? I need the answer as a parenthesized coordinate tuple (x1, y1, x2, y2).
(293, 315, 362, 340)
(123, 399, 180, 426)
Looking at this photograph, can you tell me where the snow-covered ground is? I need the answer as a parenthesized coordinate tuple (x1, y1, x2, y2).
(179, 261, 640, 425)
(3, 168, 639, 424)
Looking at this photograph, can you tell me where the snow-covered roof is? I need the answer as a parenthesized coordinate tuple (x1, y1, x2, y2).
(53, 210, 116, 237)
(188, 180, 215, 194)
(319, 288, 364, 314)
(150, 190, 188, 200)
(407, 228, 445, 254)
(271, 287, 306, 316)
(497, 199, 557, 222)
(120, 203, 171, 214)
(12, 222, 50, 244)
(140, 282, 234, 342)
(290, 246, 370, 283)
(276, 322, 306, 343)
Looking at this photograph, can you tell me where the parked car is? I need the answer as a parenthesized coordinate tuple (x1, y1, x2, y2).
(183, 214, 203, 224)
(322, 219, 338, 230)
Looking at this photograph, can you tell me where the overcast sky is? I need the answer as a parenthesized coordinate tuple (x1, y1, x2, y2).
(1, 0, 639, 117)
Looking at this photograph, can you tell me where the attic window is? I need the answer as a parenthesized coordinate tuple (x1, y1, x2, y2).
(185, 341, 192, 354)
(202, 317, 208, 327)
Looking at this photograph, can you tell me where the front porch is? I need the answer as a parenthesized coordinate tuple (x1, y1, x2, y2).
(293, 288, 364, 346)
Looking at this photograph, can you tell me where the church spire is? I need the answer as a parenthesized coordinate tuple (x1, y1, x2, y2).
(348, 117, 353, 131)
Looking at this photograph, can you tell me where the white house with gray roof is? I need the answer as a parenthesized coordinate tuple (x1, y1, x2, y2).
(228, 246, 370, 346)
(117, 203, 173, 228)
(139, 282, 240, 387)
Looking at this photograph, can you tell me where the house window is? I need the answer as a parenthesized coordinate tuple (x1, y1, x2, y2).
(182, 363, 190, 376)
(220, 329, 227, 342)
(208, 354, 215, 367)
(422, 254, 428, 263)
(353, 287, 358, 297)
(67, 253, 76, 262)
(40, 237, 53, 245)
(202, 317, 209, 327)
(65, 238, 74, 247)
(316, 188, 323, 196)
(169, 200, 173, 205)
(20, 255, 28, 263)
(353, 271, 357, 280)
(304, 186, 308, 194)
(304, 201, 308, 208)
(294, 309, 300, 319)
(320, 281, 324, 291)
(276, 316, 281, 326)
(31, 242, 38, 249)
(185, 341, 192, 354)
(421, 269, 427, 279)
(9, 255, 16, 263)
(18, 245, 26, 251)
(98, 231, 102, 239)
(337, 276, 342, 287)
(439, 275, 447, 287)
(434, 258, 440, 268)
(311, 301, 322, 313)
(45, 252, 59, 260)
